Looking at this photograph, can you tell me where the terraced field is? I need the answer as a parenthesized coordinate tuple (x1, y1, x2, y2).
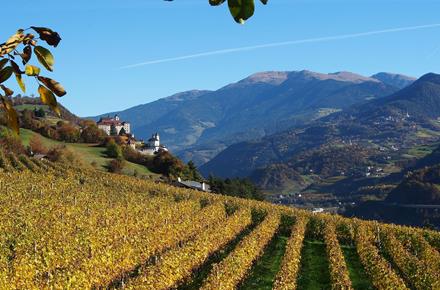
(0, 150, 439, 289)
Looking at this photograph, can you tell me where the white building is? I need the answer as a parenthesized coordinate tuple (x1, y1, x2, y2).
(139, 132, 168, 155)
(97, 114, 131, 136)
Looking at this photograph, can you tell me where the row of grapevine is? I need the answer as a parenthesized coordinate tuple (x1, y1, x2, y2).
(323, 220, 353, 290)
(354, 222, 409, 290)
(6, 152, 25, 171)
(391, 226, 440, 274)
(125, 207, 253, 289)
(77, 200, 228, 288)
(0, 169, 223, 289)
(0, 163, 439, 289)
(0, 149, 12, 172)
(272, 215, 308, 290)
(0, 149, 53, 174)
(201, 212, 281, 290)
(379, 227, 440, 290)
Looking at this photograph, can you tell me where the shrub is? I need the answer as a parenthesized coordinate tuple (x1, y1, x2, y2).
(0, 127, 26, 155)
(29, 135, 47, 154)
(107, 157, 125, 173)
(105, 139, 122, 159)
(57, 123, 81, 143)
(46, 145, 83, 167)
(80, 125, 106, 143)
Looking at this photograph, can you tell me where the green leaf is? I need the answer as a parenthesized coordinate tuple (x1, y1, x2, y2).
(0, 66, 13, 83)
(228, 0, 255, 24)
(31, 27, 62, 47)
(0, 59, 8, 71)
(25, 65, 41, 76)
(209, 0, 226, 5)
(37, 76, 66, 97)
(38, 85, 60, 116)
(0, 95, 19, 135)
(34, 46, 54, 72)
(16, 74, 25, 93)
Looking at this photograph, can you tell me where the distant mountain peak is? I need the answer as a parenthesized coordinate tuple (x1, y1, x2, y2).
(371, 72, 416, 89)
(237, 71, 290, 86)
(164, 90, 211, 102)
(294, 70, 380, 84)
(416, 72, 440, 85)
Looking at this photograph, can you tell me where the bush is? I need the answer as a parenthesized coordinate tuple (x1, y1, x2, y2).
(0, 127, 26, 155)
(80, 125, 106, 143)
(46, 145, 84, 167)
(107, 157, 125, 173)
(105, 139, 123, 158)
(29, 135, 47, 154)
(57, 123, 81, 143)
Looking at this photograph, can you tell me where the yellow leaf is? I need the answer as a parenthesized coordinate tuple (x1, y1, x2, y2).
(16, 74, 25, 93)
(25, 65, 41, 76)
(0, 96, 19, 134)
(0, 31, 25, 57)
(38, 85, 60, 116)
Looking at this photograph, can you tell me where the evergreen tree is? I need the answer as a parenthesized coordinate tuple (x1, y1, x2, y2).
(110, 124, 118, 136)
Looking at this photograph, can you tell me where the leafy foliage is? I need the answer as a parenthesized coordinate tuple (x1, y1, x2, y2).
(209, 175, 264, 200)
(0, 27, 66, 134)
(166, 0, 268, 24)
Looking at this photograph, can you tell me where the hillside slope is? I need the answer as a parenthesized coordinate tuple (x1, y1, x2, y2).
(201, 73, 440, 191)
(0, 162, 439, 289)
(93, 71, 412, 165)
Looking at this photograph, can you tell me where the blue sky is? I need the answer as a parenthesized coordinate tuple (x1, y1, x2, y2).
(2, 0, 440, 116)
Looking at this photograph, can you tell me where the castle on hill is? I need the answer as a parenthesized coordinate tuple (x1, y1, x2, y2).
(97, 114, 131, 136)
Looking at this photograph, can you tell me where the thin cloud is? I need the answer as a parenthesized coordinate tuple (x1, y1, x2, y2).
(120, 23, 440, 69)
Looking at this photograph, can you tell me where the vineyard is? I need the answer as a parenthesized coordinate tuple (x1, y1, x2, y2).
(0, 150, 440, 289)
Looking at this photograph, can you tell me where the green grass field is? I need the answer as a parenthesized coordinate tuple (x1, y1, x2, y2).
(240, 216, 292, 290)
(20, 128, 157, 178)
(14, 104, 49, 111)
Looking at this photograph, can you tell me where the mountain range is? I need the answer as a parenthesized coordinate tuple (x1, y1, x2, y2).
(200, 73, 440, 191)
(92, 70, 415, 166)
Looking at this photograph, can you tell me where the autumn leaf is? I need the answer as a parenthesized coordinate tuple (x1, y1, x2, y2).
(0, 66, 13, 83)
(0, 30, 25, 57)
(10, 60, 23, 75)
(21, 45, 32, 65)
(38, 85, 60, 116)
(31, 26, 62, 47)
(15, 74, 25, 93)
(37, 76, 66, 97)
(0, 85, 14, 96)
(25, 65, 41, 76)
(34, 46, 55, 72)
(0, 59, 8, 70)
(0, 96, 19, 134)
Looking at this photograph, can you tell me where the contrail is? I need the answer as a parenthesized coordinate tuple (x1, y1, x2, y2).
(120, 23, 440, 69)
